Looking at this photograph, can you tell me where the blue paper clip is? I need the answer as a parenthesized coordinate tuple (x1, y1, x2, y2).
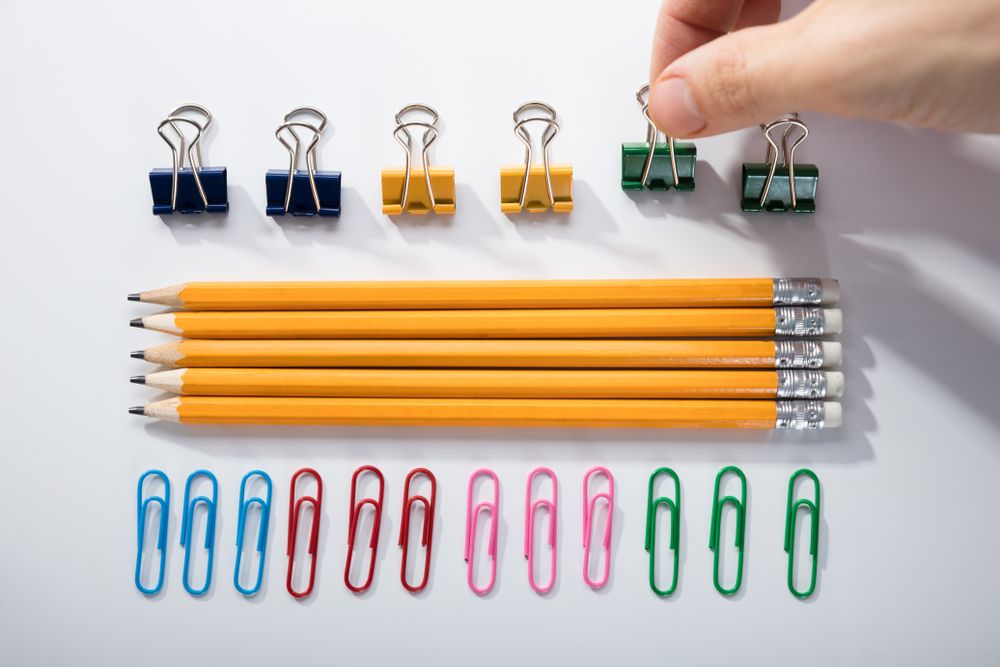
(149, 104, 229, 215)
(234, 470, 272, 596)
(180, 470, 218, 596)
(135, 470, 170, 595)
(265, 107, 341, 217)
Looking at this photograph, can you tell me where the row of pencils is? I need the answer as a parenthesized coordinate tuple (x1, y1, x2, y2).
(128, 277, 844, 429)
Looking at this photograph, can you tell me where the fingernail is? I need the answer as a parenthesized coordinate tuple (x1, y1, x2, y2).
(651, 78, 705, 137)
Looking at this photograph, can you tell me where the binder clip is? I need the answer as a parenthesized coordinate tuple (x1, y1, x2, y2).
(622, 84, 695, 191)
(500, 102, 573, 213)
(149, 104, 228, 215)
(741, 114, 818, 213)
(381, 104, 455, 215)
(265, 107, 341, 217)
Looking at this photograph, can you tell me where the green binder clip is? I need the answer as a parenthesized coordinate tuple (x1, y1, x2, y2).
(709, 466, 746, 596)
(621, 84, 695, 191)
(784, 468, 820, 598)
(741, 115, 817, 213)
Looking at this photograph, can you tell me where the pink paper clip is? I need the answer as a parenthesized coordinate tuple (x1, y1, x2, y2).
(524, 467, 558, 595)
(465, 468, 500, 595)
(582, 466, 614, 589)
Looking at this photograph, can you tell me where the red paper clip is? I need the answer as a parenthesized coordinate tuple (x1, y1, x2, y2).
(399, 468, 437, 593)
(286, 468, 323, 599)
(344, 465, 384, 593)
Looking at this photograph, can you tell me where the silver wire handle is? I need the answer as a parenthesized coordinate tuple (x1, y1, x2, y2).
(636, 84, 679, 188)
(512, 101, 560, 210)
(275, 107, 328, 214)
(759, 115, 808, 209)
(393, 104, 440, 212)
(156, 104, 213, 211)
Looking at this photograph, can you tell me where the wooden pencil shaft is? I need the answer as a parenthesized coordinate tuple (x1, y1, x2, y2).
(133, 278, 836, 310)
(145, 368, 790, 399)
(139, 308, 820, 339)
(141, 339, 794, 368)
(140, 396, 782, 428)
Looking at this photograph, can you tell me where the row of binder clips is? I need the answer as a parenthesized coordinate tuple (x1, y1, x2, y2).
(148, 89, 818, 218)
(135, 465, 820, 599)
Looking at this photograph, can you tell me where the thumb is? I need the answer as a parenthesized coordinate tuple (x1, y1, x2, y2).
(649, 18, 826, 138)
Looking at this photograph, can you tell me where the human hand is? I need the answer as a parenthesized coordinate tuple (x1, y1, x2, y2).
(648, 0, 1000, 137)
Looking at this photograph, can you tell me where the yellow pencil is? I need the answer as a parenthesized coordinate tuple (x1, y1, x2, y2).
(131, 307, 842, 339)
(132, 339, 842, 369)
(128, 278, 839, 310)
(129, 396, 841, 429)
(133, 368, 845, 399)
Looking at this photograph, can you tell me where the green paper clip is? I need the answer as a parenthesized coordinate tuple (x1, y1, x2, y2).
(784, 468, 821, 598)
(622, 84, 695, 191)
(709, 466, 746, 596)
(741, 115, 817, 213)
(645, 467, 681, 596)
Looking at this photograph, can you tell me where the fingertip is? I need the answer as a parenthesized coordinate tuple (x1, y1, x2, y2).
(649, 76, 707, 138)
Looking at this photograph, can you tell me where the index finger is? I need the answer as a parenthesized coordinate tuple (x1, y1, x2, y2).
(650, 0, 782, 81)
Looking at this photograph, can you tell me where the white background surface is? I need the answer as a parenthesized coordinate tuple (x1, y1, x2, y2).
(2, 0, 1000, 665)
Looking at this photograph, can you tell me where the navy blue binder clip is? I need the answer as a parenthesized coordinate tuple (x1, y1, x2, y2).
(135, 470, 170, 596)
(149, 104, 228, 215)
(266, 107, 341, 217)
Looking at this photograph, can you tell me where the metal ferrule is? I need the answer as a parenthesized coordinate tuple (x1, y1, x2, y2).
(776, 370, 827, 399)
(775, 401, 826, 430)
(774, 307, 825, 337)
(773, 340, 825, 369)
(772, 278, 824, 306)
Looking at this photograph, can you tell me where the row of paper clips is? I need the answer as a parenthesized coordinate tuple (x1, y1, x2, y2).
(135, 465, 820, 599)
(149, 89, 817, 218)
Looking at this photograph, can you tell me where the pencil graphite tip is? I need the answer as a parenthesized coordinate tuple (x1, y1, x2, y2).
(128, 406, 146, 416)
(129, 318, 144, 328)
(130, 350, 145, 360)
(127, 293, 140, 302)
(130, 376, 146, 385)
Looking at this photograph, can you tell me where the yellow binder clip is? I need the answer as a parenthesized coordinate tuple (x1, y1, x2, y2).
(500, 102, 572, 213)
(381, 104, 455, 215)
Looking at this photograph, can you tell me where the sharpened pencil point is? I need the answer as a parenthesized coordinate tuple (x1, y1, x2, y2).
(127, 293, 140, 302)
(130, 376, 146, 385)
(128, 406, 146, 416)
(130, 318, 144, 328)
(130, 350, 145, 360)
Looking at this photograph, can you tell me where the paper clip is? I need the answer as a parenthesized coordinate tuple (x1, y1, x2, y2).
(266, 107, 341, 217)
(709, 466, 747, 596)
(233, 470, 272, 596)
(785, 468, 821, 598)
(741, 114, 818, 213)
(180, 470, 218, 597)
(465, 468, 500, 595)
(524, 466, 558, 595)
(135, 470, 170, 595)
(500, 101, 573, 213)
(286, 468, 323, 599)
(149, 104, 229, 215)
(622, 84, 696, 191)
(399, 467, 436, 593)
(344, 465, 385, 593)
(382, 104, 455, 215)
(582, 466, 614, 589)
(645, 467, 681, 597)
